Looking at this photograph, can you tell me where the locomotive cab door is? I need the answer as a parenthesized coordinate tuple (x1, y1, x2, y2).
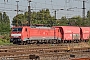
(25, 28, 30, 39)
(55, 28, 63, 41)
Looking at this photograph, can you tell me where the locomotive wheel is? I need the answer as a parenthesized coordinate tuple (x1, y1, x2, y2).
(20, 42, 23, 45)
(68, 40, 71, 43)
(52, 40, 56, 44)
(13, 42, 16, 44)
(49, 40, 53, 44)
(26, 40, 30, 44)
(23, 41, 26, 45)
(64, 40, 68, 43)
(13, 40, 17, 44)
(20, 41, 26, 45)
(84, 40, 88, 42)
(73, 40, 76, 43)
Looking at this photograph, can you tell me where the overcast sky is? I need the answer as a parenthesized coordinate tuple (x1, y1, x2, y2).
(0, 0, 90, 24)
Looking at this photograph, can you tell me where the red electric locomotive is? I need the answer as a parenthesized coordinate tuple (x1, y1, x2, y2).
(10, 26, 60, 44)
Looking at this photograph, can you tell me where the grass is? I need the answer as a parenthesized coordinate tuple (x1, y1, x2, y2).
(88, 40, 90, 45)
(0, 38, 12, 45)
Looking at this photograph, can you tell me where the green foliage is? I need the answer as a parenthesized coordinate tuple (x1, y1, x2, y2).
(69, 16, 82, 26)
(32, 9, 55, 26)
(0, 39, 10, 45)
(0, 32, 10, 45)
(12, 14, 27, 26)
(0, 12, 10, 44)
(0, 12, 10, 32)
(12, 9, 55, 26)
(87, 11, 90, 20)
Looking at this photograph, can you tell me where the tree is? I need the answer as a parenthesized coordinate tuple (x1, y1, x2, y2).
(0, 12, 10, 32)
(69, 16, 82, 26)
(87, 10, 90, 20)
(12, 9, 55, 26)
(0, 12, 2, 23)
(12, 14, 27, 26)
(57, 16, 68, 26)
(86, 10, 90, 26)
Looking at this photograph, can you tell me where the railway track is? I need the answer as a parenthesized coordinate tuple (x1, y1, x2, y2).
(0, 42, 90, 60)
(0, 51, 90, 60)
(71, 58, 90, 60)
(0, 46, 90, 54)
(0, 42, 89, 51)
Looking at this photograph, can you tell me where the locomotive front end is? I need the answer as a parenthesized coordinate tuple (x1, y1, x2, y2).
(10, 27, 22, 44)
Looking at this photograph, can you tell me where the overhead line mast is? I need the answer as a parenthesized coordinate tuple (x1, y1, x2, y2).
(16, 1, 19, 15)
(74, 0, 87, 20)
(27, 0, 31, 26)
(16, 1, 19, 26)
(82, 0, 86, 21)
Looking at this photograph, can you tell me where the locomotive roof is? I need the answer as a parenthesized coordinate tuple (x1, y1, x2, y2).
(31, 26, 53, 29)
(12, 26, 53, 29)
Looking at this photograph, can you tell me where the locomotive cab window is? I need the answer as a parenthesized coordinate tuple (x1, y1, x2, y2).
(12, 28, 22, 32)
